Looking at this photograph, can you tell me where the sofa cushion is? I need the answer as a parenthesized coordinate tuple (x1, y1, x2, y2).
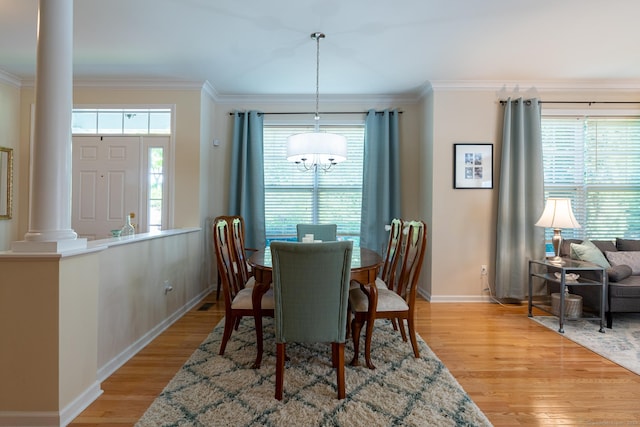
(591, 240, 617, 254)
(607, 264, 633, 282)
(605, 251, 640, 275)
(570, 240, 611, 268)
(616, 238, 640, 251)
(560, 239, 582, 257)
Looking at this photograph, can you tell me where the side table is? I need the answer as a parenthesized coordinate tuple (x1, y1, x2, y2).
(528, 258, 607, 333)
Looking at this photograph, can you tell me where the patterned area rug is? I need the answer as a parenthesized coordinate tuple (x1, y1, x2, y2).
(136, 318, 492, 427)
(532, 313, 640, 375)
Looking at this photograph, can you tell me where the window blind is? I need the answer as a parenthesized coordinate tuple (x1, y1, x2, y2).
(263, 125, 364, 241)
(541, 116, 640, 240)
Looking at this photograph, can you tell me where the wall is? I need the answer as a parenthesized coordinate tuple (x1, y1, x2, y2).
(17, 84, 206, 238)
(96, 230, 205, 378)
(209, 96, 423, 222)
(425, 83, 640, 302)
(0, 75, 20, 250)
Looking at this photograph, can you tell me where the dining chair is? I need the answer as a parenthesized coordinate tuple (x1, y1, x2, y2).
(296, 223, 337, 242)
(213, 215, 257, 299)
(213, 218, 274, 356)
(270, 240, 353, 400)
(349, 220, 427, 369)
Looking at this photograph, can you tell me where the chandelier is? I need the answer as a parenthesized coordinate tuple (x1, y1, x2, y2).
(286, 32, 347, 172)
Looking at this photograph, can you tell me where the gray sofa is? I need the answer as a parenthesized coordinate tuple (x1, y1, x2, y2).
(557, 238, 640, 328)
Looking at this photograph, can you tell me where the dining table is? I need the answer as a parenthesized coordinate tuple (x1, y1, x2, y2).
(248, 244, 383, 369)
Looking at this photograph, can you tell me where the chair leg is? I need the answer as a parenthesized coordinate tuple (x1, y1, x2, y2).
(234, 316, 242, 331)
(219, 315, 235, 355)
(350, 316, 363, 366)
(334, 342, 345, 399)
(397, 318, 408, 342)
(407, 316, 420, 358)
(363, 315, 376, 370)
(275, 343, 286, 400)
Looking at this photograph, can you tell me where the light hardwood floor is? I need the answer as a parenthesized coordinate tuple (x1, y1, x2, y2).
(70, 294, 640, 426)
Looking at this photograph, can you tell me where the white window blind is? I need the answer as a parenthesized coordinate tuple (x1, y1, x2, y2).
(541, 116, 640, 240)
(263, 125, 364, 242)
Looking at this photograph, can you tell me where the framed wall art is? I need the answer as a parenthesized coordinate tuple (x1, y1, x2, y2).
(453, 143, 493, 189)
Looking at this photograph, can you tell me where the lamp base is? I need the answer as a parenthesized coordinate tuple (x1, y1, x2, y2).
(551, 228, 564, 263)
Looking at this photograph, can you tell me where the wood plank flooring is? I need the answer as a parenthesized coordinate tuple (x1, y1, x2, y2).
(69, 294, 640, 426)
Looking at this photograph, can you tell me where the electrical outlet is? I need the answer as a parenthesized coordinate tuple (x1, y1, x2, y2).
(481, 265, 488, 275)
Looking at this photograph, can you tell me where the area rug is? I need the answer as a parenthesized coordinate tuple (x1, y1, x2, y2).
(532, 313, 640, 376)
(136, 318, 492, 427)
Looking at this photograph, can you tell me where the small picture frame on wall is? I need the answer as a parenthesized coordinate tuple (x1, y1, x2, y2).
(453, 143, 493, 189)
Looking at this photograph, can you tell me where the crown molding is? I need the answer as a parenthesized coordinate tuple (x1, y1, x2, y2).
(0, 69, 22, 88)
(18, 77, 208, 91)
(428, 79, 640, 92)
(212, 91, 420, 106)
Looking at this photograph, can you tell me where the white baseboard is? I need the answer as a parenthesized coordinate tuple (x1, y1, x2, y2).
(0, 411, 59, 427)
(97, 286, 213, 382)
(60, 382, 103, 426)
(417, 288, 495, 303)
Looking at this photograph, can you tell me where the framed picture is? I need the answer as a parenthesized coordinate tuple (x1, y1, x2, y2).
(453, 143, 493, 189)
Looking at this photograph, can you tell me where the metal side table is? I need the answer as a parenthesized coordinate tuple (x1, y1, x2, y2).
(528, 258, 606, 333)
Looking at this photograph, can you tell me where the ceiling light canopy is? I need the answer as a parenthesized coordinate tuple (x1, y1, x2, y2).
(286, 32, 347, 172)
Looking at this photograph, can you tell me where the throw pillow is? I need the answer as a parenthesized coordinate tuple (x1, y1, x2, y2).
(606, 264, 633, 282)
(616, 238, 640, 252)
(570, 240, 611, 268)
(605, 251, 640, 275)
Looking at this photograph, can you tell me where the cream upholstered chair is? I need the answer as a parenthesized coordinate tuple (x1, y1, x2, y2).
(213, 218, 274, 356)
(349, 220, 427, 369)
(296, 223, 337, 242)
(270, 240, 353, 400)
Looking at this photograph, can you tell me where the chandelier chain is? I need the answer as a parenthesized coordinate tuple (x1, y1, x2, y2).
(312, 32, 325, 123)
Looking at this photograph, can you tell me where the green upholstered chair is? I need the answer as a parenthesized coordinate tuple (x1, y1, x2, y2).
(213, 218, 273, 356)
(270, 240, 353, 400)
(349, 220, 427, 369)
(296, 223, 337, 242)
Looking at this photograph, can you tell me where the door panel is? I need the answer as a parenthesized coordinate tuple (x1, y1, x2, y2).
(72, 136, 141, 239)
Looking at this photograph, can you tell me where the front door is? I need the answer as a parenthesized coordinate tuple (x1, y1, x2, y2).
(72, 136, 141, 239)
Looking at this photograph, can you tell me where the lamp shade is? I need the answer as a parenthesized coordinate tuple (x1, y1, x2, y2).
(286, 132, 347, 165)
(535, 198, 581, 229)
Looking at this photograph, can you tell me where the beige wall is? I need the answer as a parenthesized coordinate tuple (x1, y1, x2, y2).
(17, 84, 205, 238)
(0, 78, 20, 251)
(425, 85, 640, 301)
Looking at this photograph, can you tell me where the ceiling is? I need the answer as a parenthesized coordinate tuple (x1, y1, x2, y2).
(1, 0, 639, 97)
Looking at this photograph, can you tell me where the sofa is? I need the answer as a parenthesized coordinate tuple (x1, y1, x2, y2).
(557, 238, 640, 328)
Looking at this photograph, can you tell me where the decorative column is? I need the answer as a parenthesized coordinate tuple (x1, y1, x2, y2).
(13, 0, 86, 252)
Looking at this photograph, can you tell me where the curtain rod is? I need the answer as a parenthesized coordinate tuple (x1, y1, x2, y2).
(228, 111, 403, 116)
(500, 100, 640, 106)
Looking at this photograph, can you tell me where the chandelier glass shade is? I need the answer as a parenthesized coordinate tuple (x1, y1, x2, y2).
(286, 32, 347, 172)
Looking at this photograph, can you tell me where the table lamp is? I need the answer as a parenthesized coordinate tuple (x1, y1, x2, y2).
(535, 198, 581, 264)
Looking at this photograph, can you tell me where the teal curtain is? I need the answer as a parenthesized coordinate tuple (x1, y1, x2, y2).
(360, 109, 401, 253)
(229, 111, 266, 249)
(495, 98, 545, 299)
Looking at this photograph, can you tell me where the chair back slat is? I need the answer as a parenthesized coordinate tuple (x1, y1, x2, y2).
(213, 219, 240, 309)
(380, 218, 404, 289)
(395, 220, 427, 303)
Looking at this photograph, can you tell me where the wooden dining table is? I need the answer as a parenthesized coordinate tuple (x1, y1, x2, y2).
(248, 245, 383, 369)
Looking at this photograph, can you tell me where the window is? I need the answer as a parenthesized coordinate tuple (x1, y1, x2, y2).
(541, 115, 640, 240)
(263, 124, 364, 244)
(72, 108, 171, 134)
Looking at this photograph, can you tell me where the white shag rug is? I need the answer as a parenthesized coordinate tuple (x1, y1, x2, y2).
(136, 317, 492, 427)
